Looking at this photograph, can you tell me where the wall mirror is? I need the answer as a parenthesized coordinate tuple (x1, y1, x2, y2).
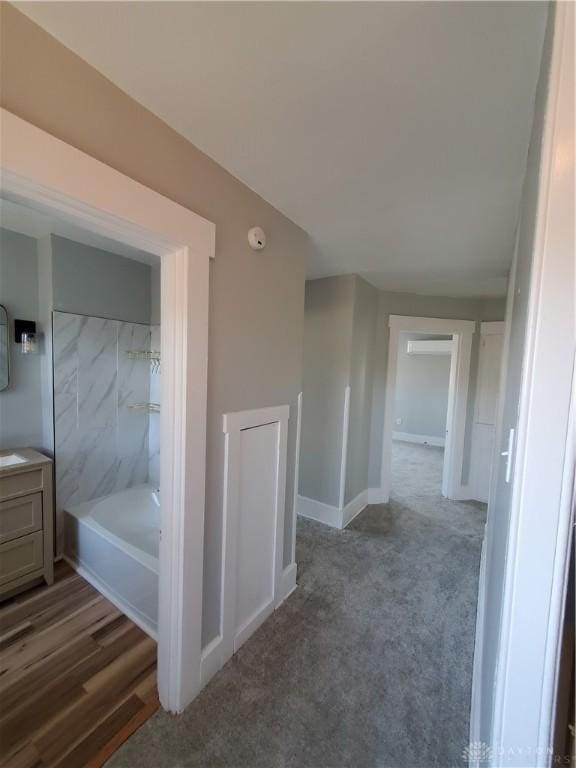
(0, 304, 9, 391)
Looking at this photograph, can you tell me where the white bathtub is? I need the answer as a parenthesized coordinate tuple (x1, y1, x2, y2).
(64, 483, 160, 638)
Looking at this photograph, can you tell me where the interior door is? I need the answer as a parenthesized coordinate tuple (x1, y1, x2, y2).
(234, 421, 280, 653)
(471, 324, 505, 502)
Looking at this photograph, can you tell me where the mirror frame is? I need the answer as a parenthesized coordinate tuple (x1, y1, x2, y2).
(0, 303, 10, 392)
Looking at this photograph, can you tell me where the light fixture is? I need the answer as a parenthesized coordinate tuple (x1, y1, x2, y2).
(15, 320, 39, 355)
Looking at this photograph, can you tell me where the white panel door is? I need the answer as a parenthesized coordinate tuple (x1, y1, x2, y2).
(234, 422, 279, 651)
(221, 404, 289, 663)
(471, 324, 504, 502)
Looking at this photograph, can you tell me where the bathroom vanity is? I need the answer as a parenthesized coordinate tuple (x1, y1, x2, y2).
(0, 448, 54, 599)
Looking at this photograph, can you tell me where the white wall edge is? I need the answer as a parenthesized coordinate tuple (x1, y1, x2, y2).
(393, 432, 446, 448)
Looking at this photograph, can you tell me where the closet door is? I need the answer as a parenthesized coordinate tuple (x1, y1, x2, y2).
(221, 405, 289, 660)
(471, 323, 504, 501)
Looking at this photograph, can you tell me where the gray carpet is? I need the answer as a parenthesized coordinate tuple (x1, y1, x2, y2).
(108, 441, 486, 768)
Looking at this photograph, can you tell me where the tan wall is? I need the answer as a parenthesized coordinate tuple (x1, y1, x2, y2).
(0, 4, 312, 645)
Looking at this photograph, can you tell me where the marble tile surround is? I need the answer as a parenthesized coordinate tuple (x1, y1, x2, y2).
(53, 311, 157, 541)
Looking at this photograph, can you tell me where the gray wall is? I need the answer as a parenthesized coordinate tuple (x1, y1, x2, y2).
(394, 333, 451, 439)
(0, 227, 44, 450)
(300, 277, 506, 510)
(300, 275, 355, 507)
(51, 235, 152, 323)
(478, 5, 554, 747)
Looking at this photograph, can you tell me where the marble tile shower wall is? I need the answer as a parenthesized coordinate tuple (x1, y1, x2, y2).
(53, 311, 153, 538)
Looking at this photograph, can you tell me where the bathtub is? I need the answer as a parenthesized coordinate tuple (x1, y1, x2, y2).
(64, 483, 160, 638)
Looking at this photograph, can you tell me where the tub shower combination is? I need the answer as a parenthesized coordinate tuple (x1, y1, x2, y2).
(64, 484, 160, 636)
(53, 311, 161, 637)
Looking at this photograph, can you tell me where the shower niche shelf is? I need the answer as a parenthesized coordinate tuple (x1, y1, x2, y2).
(128, 402, 160, 414)
(126, 349, 161, 373)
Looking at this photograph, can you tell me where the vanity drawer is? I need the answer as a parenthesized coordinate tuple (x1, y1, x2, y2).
(0, 531, 43, 586)
(0, 493, 43, 545)
(0, 469, 44, 501)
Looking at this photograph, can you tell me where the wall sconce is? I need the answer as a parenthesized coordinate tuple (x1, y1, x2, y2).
(14, 320, 39, 355)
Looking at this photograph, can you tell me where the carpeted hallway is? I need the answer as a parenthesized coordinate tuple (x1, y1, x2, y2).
(109, 441, 486, 768)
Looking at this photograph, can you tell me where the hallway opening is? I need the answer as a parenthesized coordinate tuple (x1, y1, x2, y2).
(391, 331, 453, 498)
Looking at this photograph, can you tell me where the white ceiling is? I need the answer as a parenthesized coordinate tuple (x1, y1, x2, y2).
(17, 2, 548, 297)
(0, 198, 159, 266)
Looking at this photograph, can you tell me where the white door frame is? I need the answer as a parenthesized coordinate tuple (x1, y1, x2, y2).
(0, 109, 215, 713)
(486, 2, 575, 760)
(380, 314, 475, 501)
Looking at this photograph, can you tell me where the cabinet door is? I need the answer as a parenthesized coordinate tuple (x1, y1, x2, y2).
(0, 531, 43, 586)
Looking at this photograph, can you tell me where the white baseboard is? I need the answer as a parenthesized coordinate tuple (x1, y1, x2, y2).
(297, 491, 370, 529)
(297, 495, 342, 528)
(64, 555, 158, 641)
(276, 562, 297, 607)
(393, 431, 445, 447)
(200, 562, 298, 690)
(341, 489, 369, 527)
(200, 634, 226, 687)
(368, 488, 385, 504)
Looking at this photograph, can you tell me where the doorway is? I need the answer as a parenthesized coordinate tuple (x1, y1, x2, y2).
(380, 315, 475, 503)
(391, 332, 454, 499)
(0, 108, 214, 714)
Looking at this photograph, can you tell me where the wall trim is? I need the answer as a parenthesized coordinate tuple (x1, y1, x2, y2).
(297, 489, 369, 530)
(297, 494, 342, 528)
(392, 432, 445, 448)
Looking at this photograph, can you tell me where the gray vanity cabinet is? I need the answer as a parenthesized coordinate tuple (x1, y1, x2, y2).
(0, 449, 55, 599)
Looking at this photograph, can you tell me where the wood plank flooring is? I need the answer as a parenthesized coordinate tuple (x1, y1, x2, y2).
(0, 562, 158, 768)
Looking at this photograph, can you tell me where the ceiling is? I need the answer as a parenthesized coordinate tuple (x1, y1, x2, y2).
(16, 2, 548, 297)
(0, 198, 159, 266)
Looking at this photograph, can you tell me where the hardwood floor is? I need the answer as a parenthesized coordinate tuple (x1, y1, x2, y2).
(0, 562, 158, 768)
